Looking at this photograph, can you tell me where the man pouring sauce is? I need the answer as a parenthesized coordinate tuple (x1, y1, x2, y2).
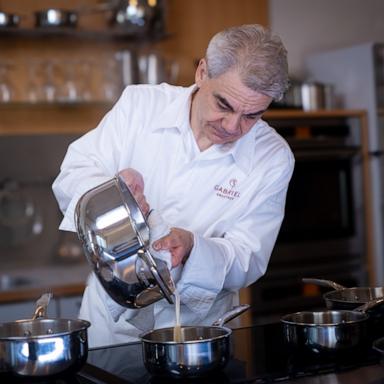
(52, 24, 294, 348)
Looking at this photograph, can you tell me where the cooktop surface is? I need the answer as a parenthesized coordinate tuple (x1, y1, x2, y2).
(2, 323, 380, 384)
(82, 322, 380, 383)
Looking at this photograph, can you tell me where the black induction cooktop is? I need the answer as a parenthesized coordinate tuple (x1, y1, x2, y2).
(2, 323, 381, 384)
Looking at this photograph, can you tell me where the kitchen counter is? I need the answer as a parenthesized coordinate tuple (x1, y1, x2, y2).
(0, 263, 91, 303)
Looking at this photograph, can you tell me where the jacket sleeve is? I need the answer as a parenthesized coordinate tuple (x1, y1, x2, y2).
(176, 147, 294, 320)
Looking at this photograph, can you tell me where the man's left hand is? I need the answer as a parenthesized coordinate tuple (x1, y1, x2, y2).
(152, 227, 194, 268)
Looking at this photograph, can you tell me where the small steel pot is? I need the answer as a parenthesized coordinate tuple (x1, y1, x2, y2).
(140, 305, 249, 378)
(0, 11, 20, 27)
(0, 294, 90, 377)
(303, 278, 384, 340)
(281, 298, 384, 355)
(35, 9, 78, 28)
(302, 278, 384, 309)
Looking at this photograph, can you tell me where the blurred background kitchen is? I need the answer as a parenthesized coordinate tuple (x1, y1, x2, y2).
(1, 0, 384, 324)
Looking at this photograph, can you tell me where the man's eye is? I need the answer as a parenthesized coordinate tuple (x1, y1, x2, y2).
(217, 102, 229, 111)
(245, 114, 259, 120)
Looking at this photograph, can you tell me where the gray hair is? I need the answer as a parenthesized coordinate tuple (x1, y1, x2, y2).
(205, 24, 289, 101)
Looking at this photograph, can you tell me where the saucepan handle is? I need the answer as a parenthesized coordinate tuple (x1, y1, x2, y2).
(355, 297, 384, 313)
(32, 292, 52, 320)
(212, 304, 250, 327)
(302, 277, 346, 291)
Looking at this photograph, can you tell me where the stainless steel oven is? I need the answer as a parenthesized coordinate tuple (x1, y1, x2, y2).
(249, 117, 366, 322)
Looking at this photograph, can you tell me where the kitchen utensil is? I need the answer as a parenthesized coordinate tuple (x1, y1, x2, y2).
(0, 11, 20, 27)
(302, 278, 384, 309)
(281, 298, 384, 355)
(34, 9, 78, 28)
(140, 304, 250, 378)
(301, 82, 334, 111)
(75, 175, 174, 308)
(109, 0, 156, 35)
(303, 277, 384, 339)
(0, 293, 90, 377)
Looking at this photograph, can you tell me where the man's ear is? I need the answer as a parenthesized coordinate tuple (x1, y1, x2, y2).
(195, 58, 208, 86)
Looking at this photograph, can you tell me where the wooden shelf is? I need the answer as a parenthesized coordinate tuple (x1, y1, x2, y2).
(0, 27, 168, 43)
(0, 101, 112, 136)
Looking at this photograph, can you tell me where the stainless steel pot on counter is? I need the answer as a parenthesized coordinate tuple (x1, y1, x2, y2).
(0, 294, 90, 377)
(140, 305, 250, 378)
(75, 175, 175, 308)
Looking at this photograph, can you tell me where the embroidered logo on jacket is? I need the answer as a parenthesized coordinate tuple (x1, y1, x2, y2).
(214, 179, 241, 200)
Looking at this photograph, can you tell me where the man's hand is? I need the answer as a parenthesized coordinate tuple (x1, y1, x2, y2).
(118, 168, 150, 216)
(152, 227, 194, 268)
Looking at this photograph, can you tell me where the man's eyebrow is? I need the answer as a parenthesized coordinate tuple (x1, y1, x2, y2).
(244, 108, 268, 117)
(214, 93, 267, 117)
(214, 93, 234, 112)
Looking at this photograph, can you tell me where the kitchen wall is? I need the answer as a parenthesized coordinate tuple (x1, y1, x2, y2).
(269, 0, 384, 79)
(0, 135, 80, 269)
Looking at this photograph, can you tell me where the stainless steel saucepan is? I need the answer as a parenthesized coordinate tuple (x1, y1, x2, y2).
(140, 304, 250, 378)
(75, 175, 175, 309)
(281, 298, 384, 355)
(302, 278, 384, 309)
(0, 293, 90, 377)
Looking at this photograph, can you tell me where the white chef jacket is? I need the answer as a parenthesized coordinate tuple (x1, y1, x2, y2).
(52, 83, 294, 348)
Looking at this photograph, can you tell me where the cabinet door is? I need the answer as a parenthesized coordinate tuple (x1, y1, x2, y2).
(0, 299, 57, 322)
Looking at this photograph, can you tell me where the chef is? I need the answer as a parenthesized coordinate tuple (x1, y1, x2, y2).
(52, 23, 294, 348)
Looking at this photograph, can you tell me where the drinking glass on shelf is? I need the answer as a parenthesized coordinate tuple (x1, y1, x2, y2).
(101, 57, 121, 102)
(0, 61, 14, 102)
(41, 60, 58, 102)
(25, 59, 43, 103)
(77, 59, 94, 102)
(60, 59, 79, 103)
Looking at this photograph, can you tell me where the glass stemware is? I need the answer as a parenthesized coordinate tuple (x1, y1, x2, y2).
(41, 60, 58, 102)
(0, 61, 14, 102)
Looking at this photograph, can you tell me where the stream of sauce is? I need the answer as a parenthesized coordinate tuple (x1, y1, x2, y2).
(173, 289, 183, 342)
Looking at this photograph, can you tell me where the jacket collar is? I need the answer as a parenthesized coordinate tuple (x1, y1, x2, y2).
(150, 84, 267, 175)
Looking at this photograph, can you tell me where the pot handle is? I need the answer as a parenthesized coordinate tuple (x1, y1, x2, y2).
(355, 297, 384, 313)
(138, 249, 175, 304)
(302, 277, 346, 291)
(212, 304, 250, 327)
(32, 292, 52, 320)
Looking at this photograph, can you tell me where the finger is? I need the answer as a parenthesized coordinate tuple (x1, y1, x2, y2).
(153, 235, 172, 251)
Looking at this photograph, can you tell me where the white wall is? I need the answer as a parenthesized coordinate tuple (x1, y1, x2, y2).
(270, 0, 384, 79)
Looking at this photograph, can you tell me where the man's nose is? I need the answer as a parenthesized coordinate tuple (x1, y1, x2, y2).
(222, 114, 241, 133)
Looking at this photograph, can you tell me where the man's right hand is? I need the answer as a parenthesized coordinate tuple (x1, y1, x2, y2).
(118, 168, 150, 216)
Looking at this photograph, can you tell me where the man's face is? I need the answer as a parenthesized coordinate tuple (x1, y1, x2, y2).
(191, 59, 272, 149)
